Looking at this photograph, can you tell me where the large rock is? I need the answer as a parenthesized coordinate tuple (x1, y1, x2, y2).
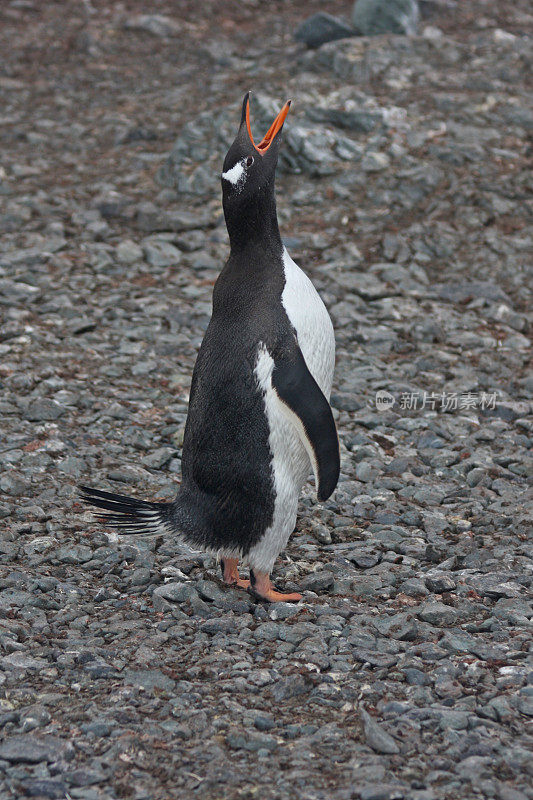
(359, 707, 400, 754)
(142, 238, 181, 267)
(24, 398, 66, 422)
(0, 735, 74, 763)
(294, 12, 355, 49)
(352, 0, 419, 36)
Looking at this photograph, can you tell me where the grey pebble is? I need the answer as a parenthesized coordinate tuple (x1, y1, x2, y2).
(359, 707, 400, 754)
(294, 12, 356, 49)
(24, 399, 66, 421)
(0, 735, 74, 764)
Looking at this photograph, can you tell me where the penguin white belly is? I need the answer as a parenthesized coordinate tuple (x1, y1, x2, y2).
(281, 248, 335, 399)
(247, 251, 335, 574)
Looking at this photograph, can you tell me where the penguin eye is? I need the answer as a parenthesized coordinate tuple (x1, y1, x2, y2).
(245, 156, 254, 168)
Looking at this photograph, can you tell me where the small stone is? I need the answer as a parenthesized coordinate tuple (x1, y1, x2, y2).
(142, 239, 181, 267)
(57, 456, 85, 477)
(141, 447, 175, 469)
(25, 399, 66, 421)
(311, 523, 333, 544)
(0, 473, 30, 496)
(466, 467, 486, 487)
(294, 12, 355, 49)
(308, 107, 383, 133)
(360, 707, 400, 754)
(81, 720, 111, 737)
(425, 573, 457, 593)
(200, 617, 237, 635)
(301, 571, 335, 592)
(226, 729, 278, 752)
(403, 668, 431, 686)
(359, 786, 405, 800)
(1, 653, 48, 670)
(352, 0, 419, 36)
(253, 714, 275, 731)
(0, 735, 74, 763)
(271, 675, 309, 701)
(67, 767, 106, 787)
(361, 152, 390, 172)
(349, 551, 381, 569)
(106, 466, 146, 484)
(129, 567, 151, 585)
(116, 239, 143, 264)
(19, 779, 67, 799)
(356, 461, 374, 482)
(153, 582, 195, 603)
(418, 601, 458, 626)
(124, 14, 181, 38)
(486, 401, 530, 422)
(123, 669, 175, 692)
(55, 544, 93, 564)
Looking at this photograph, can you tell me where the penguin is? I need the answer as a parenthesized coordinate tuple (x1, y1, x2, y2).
(80, 93, 340, 602)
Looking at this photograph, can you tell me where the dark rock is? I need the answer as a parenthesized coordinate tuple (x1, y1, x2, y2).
(123, 669, 175, 692)
(360, 707, 400, 754)
(66, 767, 106, 786)
(253, 714, 275, 731)
(425, 573, 457, 593)
(331, 392, 365, 411)
(55, 544, 93, 564)
(352, 0, 419, 35)
(435, 281, 512, 305)
(294, 13, 356, 49)
(271, 675, 309, 701)
(24, 399, 66, 421)
(307, 107, 384, 133)
(142, 239, 181, 267)
(0, 735, 74, 763)
(418, 602, 458, 626)
(200, 617, 237, 634)
(0, 473, 30, 496)
(141, 446, 175, 469)
(301, 571, 335, 592)
(482, 401, 530, 423)
(226, 729, 278, 751)
(153, 581, 197, 604)
(20, 780, 68, 799)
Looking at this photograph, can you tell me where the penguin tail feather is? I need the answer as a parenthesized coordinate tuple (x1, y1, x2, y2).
(79, 485, 172, 535)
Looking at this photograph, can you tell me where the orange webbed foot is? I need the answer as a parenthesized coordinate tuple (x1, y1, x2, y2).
(248, 570, 302, 603)
(220, 558, 250, 589)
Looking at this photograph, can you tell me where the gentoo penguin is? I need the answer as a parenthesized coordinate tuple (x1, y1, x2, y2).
(81, 93, 340, 602)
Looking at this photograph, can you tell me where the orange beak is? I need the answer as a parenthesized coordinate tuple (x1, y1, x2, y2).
(245, 96, 291, 154)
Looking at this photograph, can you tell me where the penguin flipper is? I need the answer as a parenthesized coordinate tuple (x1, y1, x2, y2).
(271, 345, 340, 502)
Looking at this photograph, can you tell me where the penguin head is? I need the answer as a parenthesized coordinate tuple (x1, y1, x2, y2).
(221, 92, 291, 202)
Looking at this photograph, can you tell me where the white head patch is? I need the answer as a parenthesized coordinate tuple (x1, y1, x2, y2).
(222, 159, 246, 191)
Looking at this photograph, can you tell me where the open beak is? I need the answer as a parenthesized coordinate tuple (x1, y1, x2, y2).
(244, 94, 291, 154)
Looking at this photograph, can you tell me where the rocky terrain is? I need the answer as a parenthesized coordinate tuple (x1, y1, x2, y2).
(0, 1, 532, 798)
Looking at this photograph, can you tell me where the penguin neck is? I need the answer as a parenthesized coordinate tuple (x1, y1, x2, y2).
(224, 185, 282, 257)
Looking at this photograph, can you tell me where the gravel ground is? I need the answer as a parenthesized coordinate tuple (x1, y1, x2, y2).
(1, 1, 532, 799)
